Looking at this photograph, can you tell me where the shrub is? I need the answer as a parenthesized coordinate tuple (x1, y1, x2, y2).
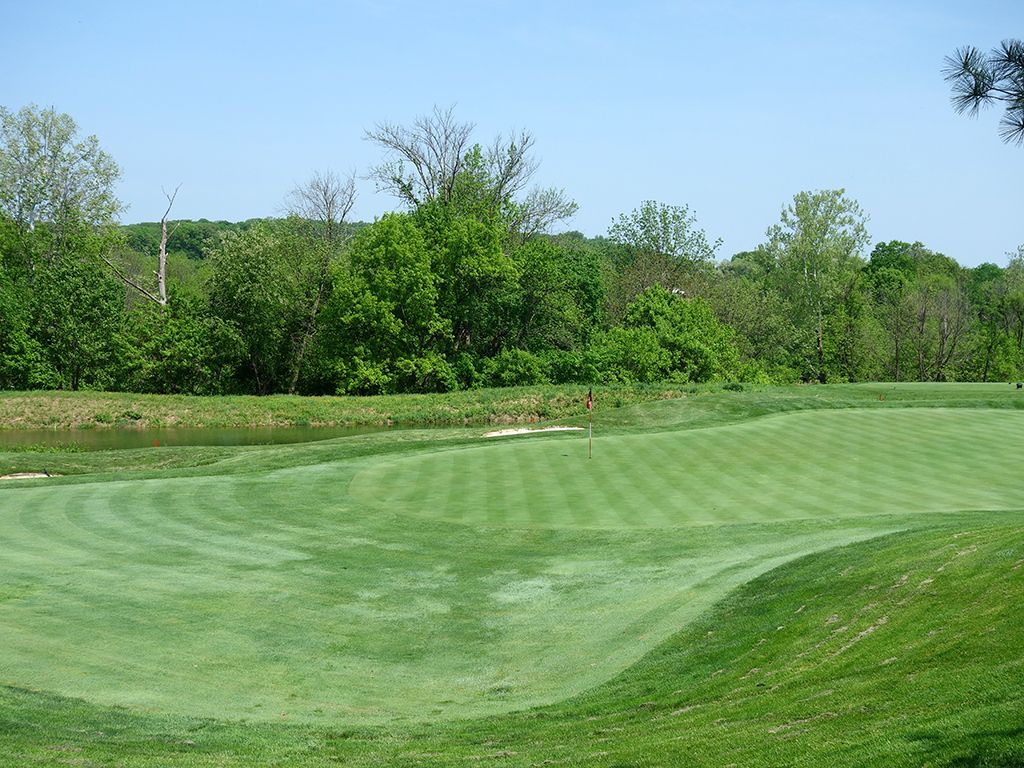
(480, 349, 550, 388)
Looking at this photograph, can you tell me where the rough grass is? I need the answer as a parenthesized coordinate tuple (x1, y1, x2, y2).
(0, 380, 1021, 432)
(0, 383, 691, 430)
(0, 383, 1022, 766)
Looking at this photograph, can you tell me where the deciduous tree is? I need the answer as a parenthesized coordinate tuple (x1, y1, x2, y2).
(32, 255, 123, 390)
(282, 170, 356, 393)
(318, 213, 453, 394)
(206, 222, 305, 394)
(761, 189, 870, 382)
(606, 201, 721, 315)
(366, 106, 575, 239)
(0, 104, 121, 270)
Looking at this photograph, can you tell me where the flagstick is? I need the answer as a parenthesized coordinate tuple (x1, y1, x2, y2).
(588, 405, 593, 459)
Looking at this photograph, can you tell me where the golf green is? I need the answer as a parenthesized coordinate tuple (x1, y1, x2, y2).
(350, 408, 1024, 527)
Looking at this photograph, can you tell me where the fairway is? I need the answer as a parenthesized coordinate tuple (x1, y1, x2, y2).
(1, 386, 1022, 766)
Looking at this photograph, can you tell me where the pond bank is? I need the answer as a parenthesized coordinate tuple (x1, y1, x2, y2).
(0, 424, 388, 451)
(0, 386, 688, 431)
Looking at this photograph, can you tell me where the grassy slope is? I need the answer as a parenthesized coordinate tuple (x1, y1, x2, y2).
(2, 522, 1020, 767)
(0, 383, 1022, 766)
(1, 380, 1020, 432)
(0, 384, 690, 430)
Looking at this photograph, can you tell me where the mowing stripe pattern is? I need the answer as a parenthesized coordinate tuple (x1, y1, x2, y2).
(349, 409, 1024, 528)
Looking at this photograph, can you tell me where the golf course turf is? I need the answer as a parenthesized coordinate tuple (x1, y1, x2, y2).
(0, 383, 1021, 766)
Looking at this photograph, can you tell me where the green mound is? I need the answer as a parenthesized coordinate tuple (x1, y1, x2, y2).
(543, 523, 1024, 767)
(2, 522, 1021, 767)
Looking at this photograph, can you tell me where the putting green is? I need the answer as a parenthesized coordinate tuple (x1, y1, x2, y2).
(0, 406, 1020, 726)
(350, 408, 1024, 527)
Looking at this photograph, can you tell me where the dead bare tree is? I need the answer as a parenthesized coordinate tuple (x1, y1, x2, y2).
(285, 170, 356, 244)
(366, 105, 475, 208)
(284, 170, 356, 394)
(102, 185, 180, 307)
(365, 106, 576, 238)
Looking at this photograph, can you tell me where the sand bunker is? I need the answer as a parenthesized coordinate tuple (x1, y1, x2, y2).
(0, 472, 55, 480)
(483, 426, 584, 438)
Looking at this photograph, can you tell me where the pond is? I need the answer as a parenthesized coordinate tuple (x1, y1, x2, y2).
(0, 424, 388, 452)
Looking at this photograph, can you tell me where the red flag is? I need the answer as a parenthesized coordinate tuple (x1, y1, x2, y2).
(586, 388, 592, 412)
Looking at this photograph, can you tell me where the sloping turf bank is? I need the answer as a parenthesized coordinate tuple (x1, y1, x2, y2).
(1, 522, 1021, 766)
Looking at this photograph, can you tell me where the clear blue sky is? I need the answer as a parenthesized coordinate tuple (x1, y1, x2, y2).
(3, 0, 1021, 266)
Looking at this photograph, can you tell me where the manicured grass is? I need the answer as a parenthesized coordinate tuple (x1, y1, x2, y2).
(0, 383, 1021, 766)
(351, 408, 1024, 527)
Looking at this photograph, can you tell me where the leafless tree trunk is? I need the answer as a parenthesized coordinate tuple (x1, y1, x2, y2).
(102, 185, 179, 308)
(155, 186, 180, 305)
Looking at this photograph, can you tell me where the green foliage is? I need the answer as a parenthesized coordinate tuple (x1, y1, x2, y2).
(608, 200, 721, 269)
(705, 268, 800, 381)
(3, 103, 1023, 397)
(761, 189, 870, 382)
(123, 218, 238, 260)
(606, 200, 721, 313)
(31, 254, 124, 390)
(119, 296, 243, 394)
(205, 219, 341, 394)
(961, 250, 1024, 381)
(417, 200, 517, 357)
(502, 237, 603, 353)
(0, 257, 36, 388)
(206, 223, 293, 393)
(111, 243, 207, 302)
(119, 217, 328, 261)
(480, 348, 550, 387)
(0, 105, 121, 229)
(317, 213, 454, 394)
(366, 106, 576, 241)
(596, 286, 743, 383)
(540, 348, 601, 385)
(591, 325, 669, 382)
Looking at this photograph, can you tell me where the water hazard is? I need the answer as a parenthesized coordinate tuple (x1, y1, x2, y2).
(0, 424, 387, 452)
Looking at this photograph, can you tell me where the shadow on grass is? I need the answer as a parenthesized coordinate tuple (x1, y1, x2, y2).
(911, 725, 1024, 768)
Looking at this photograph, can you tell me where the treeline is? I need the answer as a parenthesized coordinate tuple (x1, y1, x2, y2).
(120, 218, 370, 262)
(1, 104, 1022, 395)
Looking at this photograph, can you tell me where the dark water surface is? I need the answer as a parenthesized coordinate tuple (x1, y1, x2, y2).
(0, 424, 388, 451)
